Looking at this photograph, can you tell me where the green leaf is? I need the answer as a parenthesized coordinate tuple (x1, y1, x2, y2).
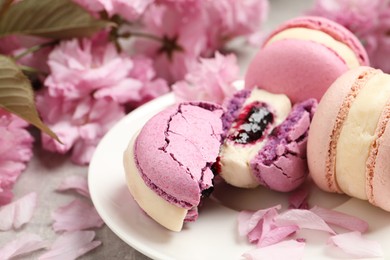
(0, 55, 60, 142)
(0, 0, 113, 39)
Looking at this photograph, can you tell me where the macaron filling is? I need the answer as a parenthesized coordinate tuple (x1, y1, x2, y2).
(219, 89, 291, 188)
(325, 68, 378, 193)
(366, 103, 390, 209)
(336, 72, 390, 199)
(265, 28, 360, 69)
(251, 99, 317, 192)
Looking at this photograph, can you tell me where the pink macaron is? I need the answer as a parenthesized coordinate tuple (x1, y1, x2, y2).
(307, 66, 390, 212)
(123, 102, 224, 231)
(245, 16, 369, 103)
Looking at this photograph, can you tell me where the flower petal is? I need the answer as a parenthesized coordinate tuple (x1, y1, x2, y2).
(243, 240, 305, 260)
(257, 225, 300, 248)
(0, 233, 48, 259)
(310, 206, 369, 233)
(0, 192, 37, 230)
(38, 231, 101, 260)
(247, 207, 279, 244)
(238, 205, 281, 237)
(52, 199, 104, 232)
(274, 209, 335, 234)
(327, 231, 383, 258)
(288, 185, 309, 209)
(56, 176, 90, 198)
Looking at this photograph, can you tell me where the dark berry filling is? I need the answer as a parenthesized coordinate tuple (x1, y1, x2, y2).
(229, 101, 274, 144)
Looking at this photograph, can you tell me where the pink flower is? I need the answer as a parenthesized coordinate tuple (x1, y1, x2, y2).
(0, 35, 51, 73)
(127, 55, 170, 107)
(72, 0, 153, 21)
(41, 34, 168, 164)
(204, 0, 269, 52)
(45, 34, 168, 105)
(307, 0, 390, 72)
(133, 0, 269, 82)
(307, 0, 384, 36)
(45, 34, 136, 101)
(134, 3, 207, 83)
(0, 110, 34, 206)
(172, 52, 239, 104)
(36, 92, 124, 165)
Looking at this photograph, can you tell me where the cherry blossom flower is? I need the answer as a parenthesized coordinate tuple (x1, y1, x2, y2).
(36, 93, 125, 165)
(0, 109, 34, 206)
(0, 35, 51, 73)
(72, 0, 153, 21)
(133, 0, 269, 82)
(40, 34, 168, 164)
(204, 0, 269, 52)
(44, 34, 136, 101)
(172, 52, 239, 104)
(307, 0, 390, 72)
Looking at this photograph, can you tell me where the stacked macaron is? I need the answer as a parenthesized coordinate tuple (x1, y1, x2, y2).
(308, 66, 390, 212)
(218, 88, 317, 192)
(245, 16, 369, 103)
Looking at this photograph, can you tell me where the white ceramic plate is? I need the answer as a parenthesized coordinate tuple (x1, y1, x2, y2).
(89, 93, 390, 260)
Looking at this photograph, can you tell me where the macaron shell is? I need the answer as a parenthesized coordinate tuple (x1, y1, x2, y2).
(264, 16, 369, 66)
(307, 66, 373, 193)
(134, 102, 223, 209)
(367, 105, 390, 211)
(245, 39, 349, 103)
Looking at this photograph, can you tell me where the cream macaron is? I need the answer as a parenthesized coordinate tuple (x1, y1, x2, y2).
(307, 66, 390, 211)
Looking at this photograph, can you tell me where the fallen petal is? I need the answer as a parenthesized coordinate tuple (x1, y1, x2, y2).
(243, 240, 305, 260)
(0, 192, 37, 230)
(310, 206, 369, 233)
(0, 233, 48, 259)
(274, 209, 335, 234)
(238, 205, 281, 237)
(288, 185, 309, 209)
(52, 199, 104, 232)
(56, 176, 90, 198)
(39, 231, 101, 260)
(258, 225, 300, 247)
(247, 207, 279, 244)
(328, 231, 383, 258)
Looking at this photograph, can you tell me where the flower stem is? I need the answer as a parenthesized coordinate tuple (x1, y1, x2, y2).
(13, 41, 57, 61)
(18, 65, 42, 75)
(118, 31, 163, 43)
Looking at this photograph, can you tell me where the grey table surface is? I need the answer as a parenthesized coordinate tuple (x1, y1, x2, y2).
(0, 0, 315, 259)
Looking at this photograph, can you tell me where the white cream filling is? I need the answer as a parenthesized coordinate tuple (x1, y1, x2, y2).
(266, 28, 360, 68)
(123, 133, 187, 232)
(219, 89, 291, 188)
(336, 73, 390, 200)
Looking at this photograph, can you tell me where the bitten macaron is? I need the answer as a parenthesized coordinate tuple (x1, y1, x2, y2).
(245, 16, 369, 103)
(123, 102, 224, 231)
(308, 66, 390, 211)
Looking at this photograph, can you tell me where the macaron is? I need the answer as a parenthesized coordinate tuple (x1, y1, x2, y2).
(307, 66, 390, 211)
(245, 16, 369, 103)
(218, 87, 317, 192)
(123, 102, 224, 231)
